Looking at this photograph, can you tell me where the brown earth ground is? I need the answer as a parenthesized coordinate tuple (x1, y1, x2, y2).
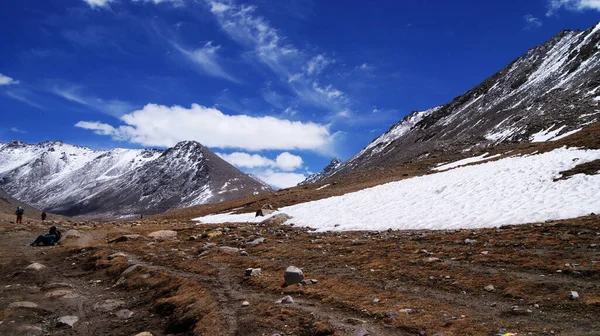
(1, 214, 598, 336)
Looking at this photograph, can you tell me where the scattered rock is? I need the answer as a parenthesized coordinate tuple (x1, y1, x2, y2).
(25, 263, 46, 271)
(284, 266, 304, 286)
(108, 252, 128, 260)
(8, 301, 39, 309)
(385, 312, 399, 318)
(275, 295, 294, 304)
(62, 230, 80, 239)
(590, 244, 597, 248)
(245, 237, 266, 247)
(218, 246, 240, 254)
(121, 264, 142, 277)
(255, 208, 275, 217)
(427, 257, 440, 263)
(94, 299, 125, 312)
(570, 291, 580, 300)
(44, 289, 73, 298)
(245, 268, 262, 277)
(242, 301, 250, 307)
(355, 329, 370, 336)
(485, 285, 495, 292)
(464, 239, 477, 245)
(57, 315, 79, 328)
(240, 250, 249, 256)
(399, 308, 415, 315)
(148, 230, 177, 240)
(260, 213, 291, 225)
(201, 242, 216, 250)
(115, 309, 134, 319)
(133, 333, 154, 336)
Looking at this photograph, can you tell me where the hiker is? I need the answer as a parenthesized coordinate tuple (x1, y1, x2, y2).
(15, 206, 24, 224)
(30, 226, 61, 246)
(41, 211, 47, 221)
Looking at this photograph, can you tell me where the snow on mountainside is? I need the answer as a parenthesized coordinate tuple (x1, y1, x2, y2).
(306, 22, 600, 184)
(298, 158, 342, 185)
(0, 140, 272, 217)
(195, 147, 600, 231)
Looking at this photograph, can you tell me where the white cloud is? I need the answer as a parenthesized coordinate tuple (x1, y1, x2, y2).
(134, 0, 184, 4)
(82, 0, 115, 8)
(253, 169, 306, 189)
(174, 41, 239, 83)
(524, 14, 543, 29)
(53, 87, 136, 117)
(217, 151, 303, 171)
(284, 106, 298, 116)
(10, 127, 27, 134)
(306, 54, 333, 76)
(547, 0, 600, 16)
(275, 152, 303, 170)
(75, 103, 334, 151)
(0, 74, 19, 86)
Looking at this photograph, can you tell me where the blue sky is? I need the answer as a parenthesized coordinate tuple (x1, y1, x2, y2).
(1, 0, 599, 188)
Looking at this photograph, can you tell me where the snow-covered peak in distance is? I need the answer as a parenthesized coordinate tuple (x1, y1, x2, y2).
(0, 140, 273, 218)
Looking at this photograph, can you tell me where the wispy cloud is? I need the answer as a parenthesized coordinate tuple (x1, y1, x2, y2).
(524, 14, 543, 29)
(4, 90, 46, 110)
(174, 41, 240, 83)
(206, 0, 350, 114)
(52, 86, 136, 117)
(546, 0, 600, 16)
(10, 127, 27, 134)
(0, 74, 19, 86)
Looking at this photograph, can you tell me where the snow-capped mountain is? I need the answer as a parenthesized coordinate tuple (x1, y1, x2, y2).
(298, 158, 342, 185)
(307, 22, 600, 183)
(0, 140, 273, 217)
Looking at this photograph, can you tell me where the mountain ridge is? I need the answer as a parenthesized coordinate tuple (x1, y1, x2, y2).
(0, 140, 273, 218)
(305, 22, 600, 183)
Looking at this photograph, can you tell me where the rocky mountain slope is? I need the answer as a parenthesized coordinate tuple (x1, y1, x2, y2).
(298, 158, 342, 185)
(0, 140, 273, 217)
(308, 22, 600, 183)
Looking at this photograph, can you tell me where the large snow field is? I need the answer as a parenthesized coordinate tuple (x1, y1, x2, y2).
(194, 147, 600, 232)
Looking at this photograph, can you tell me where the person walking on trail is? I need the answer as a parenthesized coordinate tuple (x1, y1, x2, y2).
(41, 211, 47, 221)
(15, 206, 24, 224)
(30, 226, 61, 246)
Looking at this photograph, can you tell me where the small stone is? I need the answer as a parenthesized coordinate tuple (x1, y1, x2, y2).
(115, 309, 134, 319)
(25, 263, 46, 271)
(373, 298, 380, 303)
(275, 295, 294, 304)
(385, 312, 399, 318)
(590, 244, 597, 248)
(218, 246, 240, 254)
(245, 268, 262, 277)
(240, 250, 249, 256)
(57, 316, 79, 328)
(245, 237, 266, 247)
(484, 285, 495, 292)
(570, 291, 580, 300)
(8, 301, 39, 309)
(464, 238, 477, 245)
(121, 264, 142, 277)
(62, 230, 81, 239)
(284, 266, 304, 286)
(108, 252, 128, 260)
(134, 333, 154, 336)
(310, 279, 318, 284)
(94, 299, 125, 312)
(399, 308, 414, 315)
(480, 251, 489, 255)
(242, 301, 250, 307)
(44, 289, 73, 298)
(148, 230, 177, 240)
(427, 257, 440, 262)
(355, 329, 370, 336)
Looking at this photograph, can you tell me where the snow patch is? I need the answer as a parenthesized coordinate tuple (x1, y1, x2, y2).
(551, 128, 582, 141)
(530, 125, 566, 142)
(194, 147, 600, 231)
(316, 184, 331, 190)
